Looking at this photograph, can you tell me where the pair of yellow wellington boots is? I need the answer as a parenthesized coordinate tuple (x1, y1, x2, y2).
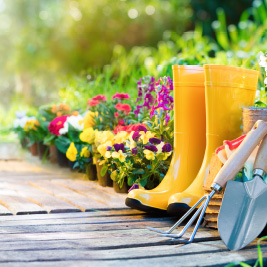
(125, 65, 259, 215)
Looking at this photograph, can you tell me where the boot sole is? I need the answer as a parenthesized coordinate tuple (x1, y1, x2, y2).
(125, 197, 167, 215)
(167, 202, 191, 216)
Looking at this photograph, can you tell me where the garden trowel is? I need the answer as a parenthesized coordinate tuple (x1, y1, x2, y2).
(148, 120, 267, 243)
(218, 133, 267, 251)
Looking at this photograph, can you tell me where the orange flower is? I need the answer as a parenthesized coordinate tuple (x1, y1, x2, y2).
(57, 111, 63, 117)
(51, 105, 57, 113)
(72, 111, 79, 116)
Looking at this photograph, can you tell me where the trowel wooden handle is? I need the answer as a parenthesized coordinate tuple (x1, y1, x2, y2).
(213, 120, 267, 189)
(254, 135, 267, 173)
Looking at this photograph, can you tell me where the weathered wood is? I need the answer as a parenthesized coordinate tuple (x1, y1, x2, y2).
(0, 189, 47, 215)
(29, 180, 109, 211)
(0, 209, 143, 221)
(2, 182, 81, 213)
(52, 179, 126, 208)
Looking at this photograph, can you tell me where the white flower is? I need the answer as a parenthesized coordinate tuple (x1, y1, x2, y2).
(259, 51, 267, 68)
(13, 116, 36, 128)
(59, 115, 84, 135)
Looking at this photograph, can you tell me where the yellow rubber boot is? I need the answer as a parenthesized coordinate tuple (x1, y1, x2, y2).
(167, 65, 259, 215)
(125, 65, 206, 213)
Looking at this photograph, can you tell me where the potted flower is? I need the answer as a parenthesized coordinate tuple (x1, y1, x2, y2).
(52, 113, 84, 169)
(12, 111, 30, 148)
(79, 126, 97, 180)
(40, 103, 72, 163)
(99, 126, 173, 193)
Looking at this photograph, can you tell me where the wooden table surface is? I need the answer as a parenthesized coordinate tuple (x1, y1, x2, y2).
(0, 144, 265, 266)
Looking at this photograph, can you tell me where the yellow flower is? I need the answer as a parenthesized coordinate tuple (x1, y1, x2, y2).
(110, 170, 117, 180)
(99, 159, 107, 166)
(112, 150, 126, 162)
(163, 152, 172, 160)
(80, 111, 96, 129)
(156, 142, 164, 153)
(113, 131, 129, 144)
(144, 149, 155, 160)
(23, 120, 39, 132)
(140, 131, 155, 144)
(97, 141, 112, 157)
(95, 131, 114, 147)
(80, 147, 90, 158)
(105, 151, 112, 159)
(128, 131, 137, 149)
(80, 127, 95, 144)
(66, 142, 77, 162)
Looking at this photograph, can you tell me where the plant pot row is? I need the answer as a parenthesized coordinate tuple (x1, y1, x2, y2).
(25, 141, 129, 193)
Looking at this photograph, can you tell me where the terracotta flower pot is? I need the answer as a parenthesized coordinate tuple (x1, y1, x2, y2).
(29, 142, 38, 156)
(113, 180, 130, 193)
(56, 147, 69, 167)
(86, 164, 97, 181)
(242, 107, 267, 134)
(49, 145, 58, 164)
(37, 142, 49, 160)
(96, 163, 113, 187)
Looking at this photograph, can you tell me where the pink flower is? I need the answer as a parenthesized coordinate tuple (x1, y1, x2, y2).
(87, 99, 100, 107)
(113, 123, 146, 134)
(115, 112, 120, 118)
(48, 115, 69, 136)
(115, 103, 131, 114)
(112, 93, 130, 100)
(92, 95, 107, 102)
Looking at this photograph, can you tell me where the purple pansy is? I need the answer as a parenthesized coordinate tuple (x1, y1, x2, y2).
(162, 143, 172, 153)
(113, 143, 125, 152)
(106, 146, 112, 151)
(149, 137, 161, 145)
(137, 125, 147, 133)
(144, 145, 158, 152)
(131, 147, 138, 155)
(132, 131, 141, 141)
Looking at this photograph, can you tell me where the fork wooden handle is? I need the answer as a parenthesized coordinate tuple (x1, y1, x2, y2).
(213, 120, 267, 189)
(253, 134, 267, 173)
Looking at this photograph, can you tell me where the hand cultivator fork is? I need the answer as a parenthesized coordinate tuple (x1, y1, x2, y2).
(147, 121, 267, 244)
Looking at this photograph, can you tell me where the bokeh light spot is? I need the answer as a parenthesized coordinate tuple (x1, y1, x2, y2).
(128, 8, 138, 19)
(145, 5, 155, 15)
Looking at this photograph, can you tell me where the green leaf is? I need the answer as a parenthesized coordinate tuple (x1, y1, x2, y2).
(133, 169, 145, 175)
(100, 164, 108, 177)
(68, 124, 81, 143)
(55, 136, 71, 154)
(73, 161, 79, 169)
(139, 178, 147, 187)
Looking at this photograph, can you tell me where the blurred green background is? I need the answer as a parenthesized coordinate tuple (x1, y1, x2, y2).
(1, 0, 267, 134)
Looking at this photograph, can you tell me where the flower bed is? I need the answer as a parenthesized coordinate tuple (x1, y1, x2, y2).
(12, 76, 174, 192)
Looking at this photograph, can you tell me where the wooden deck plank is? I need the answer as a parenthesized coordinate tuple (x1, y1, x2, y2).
(29, 180, 110, 211)
(52, 179, 127, 209)
(2, 182, 81, 213)
(0, 209, 144, 221)
(0, 215, 176, 227)
(0, 188, 47, 215)
(0, 240, 263, 267)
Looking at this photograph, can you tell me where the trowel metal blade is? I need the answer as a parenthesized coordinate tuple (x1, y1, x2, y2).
(218, 176, 267, 251)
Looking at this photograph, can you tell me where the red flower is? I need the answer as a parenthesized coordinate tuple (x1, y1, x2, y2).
(112, 93, 130, 100)
(113, 123, 146, 134)
(87, 99, 100, 107)
(115, 112, 120, 118)
(115, 103, 131, 114)
(92, 95, 107, 102)
(48, 115, 69, 136)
